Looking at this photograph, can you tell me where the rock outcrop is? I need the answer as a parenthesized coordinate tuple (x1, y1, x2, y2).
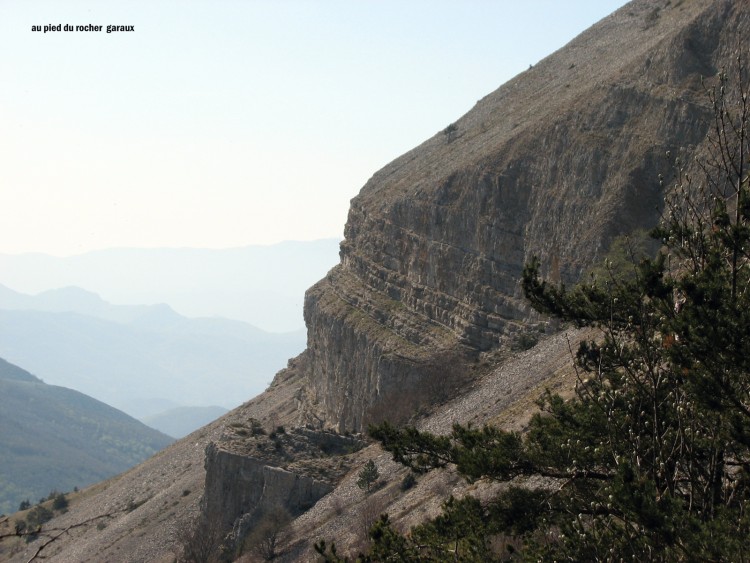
(290, 0, 739, 431)
(203, 445, 330, 531)
(201, 425, 364, 548)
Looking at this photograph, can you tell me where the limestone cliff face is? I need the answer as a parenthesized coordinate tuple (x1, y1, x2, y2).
(202, 443, 332, 533)
(201, 425, 363, 536)
(287, 0, 743, 432)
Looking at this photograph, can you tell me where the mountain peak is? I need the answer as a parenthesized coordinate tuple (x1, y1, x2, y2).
(36, 285, 106, 306)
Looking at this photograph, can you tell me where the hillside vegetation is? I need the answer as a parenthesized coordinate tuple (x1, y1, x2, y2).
(0, 358, 173, 515)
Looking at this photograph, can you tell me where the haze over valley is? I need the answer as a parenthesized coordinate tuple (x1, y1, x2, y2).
(0, 238, 341, 333)
(0, 284, 306, 419)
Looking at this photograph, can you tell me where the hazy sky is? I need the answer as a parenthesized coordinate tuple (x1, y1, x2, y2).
(1, 1, 629, 257)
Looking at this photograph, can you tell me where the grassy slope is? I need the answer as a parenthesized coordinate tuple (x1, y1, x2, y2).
(0, 358, 173, 515)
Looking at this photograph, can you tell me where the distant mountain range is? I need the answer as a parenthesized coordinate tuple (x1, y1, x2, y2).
(0, 357, 173, 516)
(0, 284, 306, 417)
(0, 239, 341, 332)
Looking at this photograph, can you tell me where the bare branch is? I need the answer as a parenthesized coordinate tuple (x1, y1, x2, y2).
(1, 509, 127, 563)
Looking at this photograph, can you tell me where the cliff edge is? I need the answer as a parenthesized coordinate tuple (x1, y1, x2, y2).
(293, 0, 731, 431)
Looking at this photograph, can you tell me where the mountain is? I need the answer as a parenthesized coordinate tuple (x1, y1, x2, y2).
(292, 0, 726, 432)
(0, 357, 37, 383)
(141, 406, 229, 439)
(2, 0, 742, 560)
(0, 358, 172, 516)
(0, 287, 306, 417)
(0, 238, 341, 333)
(0, 283, 163, 324)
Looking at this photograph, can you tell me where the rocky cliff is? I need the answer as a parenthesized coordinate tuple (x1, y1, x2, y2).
(6, 1, 750, 561)
(291, 0, 738, 431)
(202, 426, 363, 535)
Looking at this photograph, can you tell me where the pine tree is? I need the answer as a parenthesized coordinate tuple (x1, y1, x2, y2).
(357, 460, 379, 493)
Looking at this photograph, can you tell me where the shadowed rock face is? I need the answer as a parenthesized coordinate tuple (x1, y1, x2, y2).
(289, 0, 742, 431)
(202, 444, 332, 533)
(200, 427, 364, 548)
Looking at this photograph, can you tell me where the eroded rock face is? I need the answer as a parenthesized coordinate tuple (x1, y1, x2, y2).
(202, 443, 333, 534)
(284, 0, 742, 431)
(200, 424, 364, 545)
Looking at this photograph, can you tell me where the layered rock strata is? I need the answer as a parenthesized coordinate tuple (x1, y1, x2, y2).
(291, 0, 738, 431)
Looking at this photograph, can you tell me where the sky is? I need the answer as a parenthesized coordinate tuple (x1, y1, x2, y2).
(0, 1, 630, 257)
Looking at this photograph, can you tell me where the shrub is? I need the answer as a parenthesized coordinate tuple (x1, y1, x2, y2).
(177, 515, 225, 563)
(52, 492, 68, 511)
(400, 472, 417, 491)
(26, 505, 53, 529)
(356, 460, 379, 493)
(240, 506, 292, 561)
(443, 123, 458, 143)
(511, 330, 538, 351)
(250, 418, 266, 436)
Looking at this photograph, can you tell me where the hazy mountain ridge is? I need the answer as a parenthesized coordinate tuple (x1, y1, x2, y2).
(0, 358, 173, 516)
(0, 284, 160, 324)
(0, 288, 306, 417)
(0, 239, 342, 332)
